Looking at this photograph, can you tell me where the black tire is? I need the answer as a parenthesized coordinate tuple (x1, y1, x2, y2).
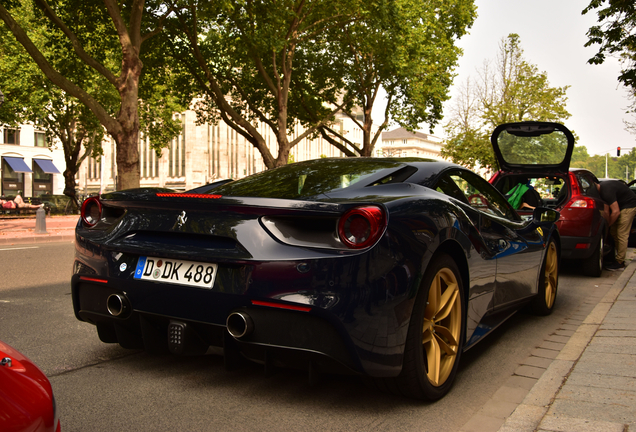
(583, 235, 603, 277)
(529, 239, 559, 315)
(376, 253, 465, 400)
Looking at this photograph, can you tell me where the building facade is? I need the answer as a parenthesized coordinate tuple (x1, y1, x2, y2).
(0, 124, 65, 198)
(378, 127, 444, 160)
(2, 113, 444, 198)
(79, 110, 371, 194)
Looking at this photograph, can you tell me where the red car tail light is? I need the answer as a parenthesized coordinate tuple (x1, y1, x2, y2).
(488, 171, 501, 184)
(338, 206, 386, 249)
(156, 193, 222, 199)
(565, 196, 595, 209)
(568, 173, 582, 196)
(81, 196, 102, 227)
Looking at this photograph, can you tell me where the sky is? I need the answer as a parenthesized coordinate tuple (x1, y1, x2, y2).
(430, 0, 633, 156)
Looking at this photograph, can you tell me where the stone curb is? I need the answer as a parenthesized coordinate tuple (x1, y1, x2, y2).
(0, 233, 75, 245)
(497, 260, 636, 432)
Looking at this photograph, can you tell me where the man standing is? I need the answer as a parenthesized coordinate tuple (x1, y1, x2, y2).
(596, 179, 636, 270)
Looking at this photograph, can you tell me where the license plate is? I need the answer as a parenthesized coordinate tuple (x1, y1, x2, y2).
(134, 256, 217, 289)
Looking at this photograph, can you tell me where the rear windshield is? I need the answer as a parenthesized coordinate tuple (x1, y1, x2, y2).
(212, 159, 411, 199)
(497, 129, 570, 165)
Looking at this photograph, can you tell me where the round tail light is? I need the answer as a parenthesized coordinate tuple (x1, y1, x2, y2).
(81, 196, 102, 227)
(338, 206, 386, 249)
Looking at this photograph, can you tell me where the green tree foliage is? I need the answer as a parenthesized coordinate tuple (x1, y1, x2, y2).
(565, 148, 636, 182)
(571, 145, 591, 167)
(612, 148, 636, 181)
(442, 34, 571, 172)
(0, 0, 186, 190)
(318, 0, 476, 157)
(583, 0, 636, 134)
(0, 0, 105, 209)
(163, 0, 355, 169)
(584, 0, 636, 91)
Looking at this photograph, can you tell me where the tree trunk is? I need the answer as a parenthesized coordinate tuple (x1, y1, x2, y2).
(62, 168, 79, 213)
(114, 44, 142, 190)
(113, 131, 140, 190)
(359, 101, 377, 157)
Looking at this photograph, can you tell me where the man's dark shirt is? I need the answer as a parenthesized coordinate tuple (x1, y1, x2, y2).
(599, 180, 636, 210)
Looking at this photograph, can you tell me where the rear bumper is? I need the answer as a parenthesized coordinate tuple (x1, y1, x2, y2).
(72, 274, 362, 374)
(71, 228, 421, 378)
(560, 235, 599, 260)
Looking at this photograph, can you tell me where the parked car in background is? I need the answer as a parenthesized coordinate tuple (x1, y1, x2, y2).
(489, 122, 608, 277)
(72, 157, 561, 401)
(0, 340, 60, 432)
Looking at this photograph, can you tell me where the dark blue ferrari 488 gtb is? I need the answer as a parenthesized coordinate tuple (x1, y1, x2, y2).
(72, 155, 560, 400)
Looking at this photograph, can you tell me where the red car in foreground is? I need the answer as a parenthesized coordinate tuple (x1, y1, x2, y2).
(0, 341, 60, 432)
(489, 122, 608, 277)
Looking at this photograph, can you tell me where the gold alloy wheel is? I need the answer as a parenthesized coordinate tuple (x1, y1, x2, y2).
(422, 267, 462, 387)
(543, 241, 558, 309)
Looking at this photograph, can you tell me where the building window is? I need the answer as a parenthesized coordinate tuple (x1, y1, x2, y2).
(139, 135, 159, 179)
(34, 131, 47, 147)
(1, 157, 25, 195)
(3, 128, 20, 145)
(168, 114, 185, 178)
(32, 160, 52, 196)
(88, 156, 101, 180)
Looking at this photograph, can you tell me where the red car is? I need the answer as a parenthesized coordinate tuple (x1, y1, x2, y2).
(0, 341, 60, 432)
(489, 122, 607, 277)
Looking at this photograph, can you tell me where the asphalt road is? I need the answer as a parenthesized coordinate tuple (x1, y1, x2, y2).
(0, 242, 620, 432)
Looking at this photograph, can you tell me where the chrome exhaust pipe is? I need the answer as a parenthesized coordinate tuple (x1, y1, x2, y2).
(106, 293, 131, 318)
(226, 311, 254, 339)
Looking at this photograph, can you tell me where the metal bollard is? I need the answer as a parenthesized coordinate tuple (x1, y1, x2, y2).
(35, 206, 48, 234)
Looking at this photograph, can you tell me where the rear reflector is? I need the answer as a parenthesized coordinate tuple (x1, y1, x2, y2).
(156, 193, 222, 199)
(575, 243, 590, 249)
(251, 300, 311, 312)
(79, 276, 108, 284)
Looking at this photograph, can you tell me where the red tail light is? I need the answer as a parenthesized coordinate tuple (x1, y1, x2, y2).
(488, 171, 501, 184)
(564, 174, 596, 209)
(156, 193, 222, 199)
(338, 206, 386, 249)
(81, 196, 102, 227)
(565, 196, 595, 209)
(568, 173, 582, 196)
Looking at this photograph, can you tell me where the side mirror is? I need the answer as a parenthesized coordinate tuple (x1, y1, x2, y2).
(533, 207, 560, 225)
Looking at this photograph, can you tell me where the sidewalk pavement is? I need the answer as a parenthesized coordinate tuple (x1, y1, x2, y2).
(0, 214, 78, 245)
(2, 215, 635, 431)
(496, 258, 636, 432)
